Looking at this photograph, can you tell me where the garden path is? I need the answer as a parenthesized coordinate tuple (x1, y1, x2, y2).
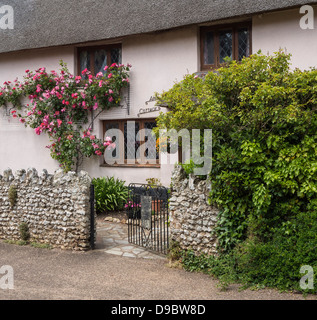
(95, 220, 165, 260)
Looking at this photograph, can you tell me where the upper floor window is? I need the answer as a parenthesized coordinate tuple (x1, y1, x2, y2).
(200, 23, 251, 71)
(77, 44, 122, 77)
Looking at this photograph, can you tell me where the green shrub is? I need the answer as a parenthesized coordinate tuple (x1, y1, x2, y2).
(92, 176, 128, 213)
(181, 250, 239, 290)
(232, 211, 317, 293)
(155, 51, 317, 293)
(8, 185, 17, 208)
(156, 51, 317, 250)
(19, 222, 30, 242)
(167, 241, 182, 261)
(182, 211, 317, 293)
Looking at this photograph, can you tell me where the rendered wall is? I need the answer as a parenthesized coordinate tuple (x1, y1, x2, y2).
(0, 27, 198, 187)
(85, 26, 199, 186)
(0, 46, 75, 174)
(252, 6, 317, 70)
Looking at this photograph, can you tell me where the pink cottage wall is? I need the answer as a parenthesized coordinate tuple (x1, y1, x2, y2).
(252, 6, 317, 70)
(0, 27, 198, 186)
(80, 26, 199, 186)
(0, 46, 75, 174)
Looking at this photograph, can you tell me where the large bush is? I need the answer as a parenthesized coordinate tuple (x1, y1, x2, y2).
(157, 51, 317, 292)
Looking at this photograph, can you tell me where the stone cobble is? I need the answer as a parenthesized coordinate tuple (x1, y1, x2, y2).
(169, 166, 219, 255)
(0, 168, 93, 251)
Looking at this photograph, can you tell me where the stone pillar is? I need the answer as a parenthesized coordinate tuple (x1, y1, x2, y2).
(169, 166, 219, 255)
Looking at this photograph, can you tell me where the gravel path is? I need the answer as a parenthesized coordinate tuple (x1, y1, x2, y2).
(0, 239, 316, 300)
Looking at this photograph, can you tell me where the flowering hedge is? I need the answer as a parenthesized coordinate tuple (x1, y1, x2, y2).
(0, 61, 131, 172)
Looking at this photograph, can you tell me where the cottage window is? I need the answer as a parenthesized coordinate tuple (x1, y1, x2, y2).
(77, 44, 122, 77)
(200, 23, 251, 70)
(102, 119, 160, 167)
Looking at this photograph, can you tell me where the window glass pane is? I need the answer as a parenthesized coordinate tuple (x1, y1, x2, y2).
(238, 28, 250, 60)
(95, 49, 108, 75)
(204, 32, 214, 65)
(219, 30, 233, 63)
(105, 123, 119, 159)
(104, 120, 159, 164)
(144, 122, 159, 160)
(124, 122, 139, 160)
(111, 48, 122, 65)
(79, 50, 90, 78)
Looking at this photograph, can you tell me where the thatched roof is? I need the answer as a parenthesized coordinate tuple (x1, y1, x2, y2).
(0, 0, 316, 53)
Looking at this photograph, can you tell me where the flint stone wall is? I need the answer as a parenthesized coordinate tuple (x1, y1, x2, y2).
(169, 166, 219, 255)
(0, 168, 94, 251)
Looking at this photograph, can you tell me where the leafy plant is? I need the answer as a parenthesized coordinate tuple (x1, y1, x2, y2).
(182, 211, 317, 294)
(8, 185, 17, 208)
(167, 241, 183, 262)
(179, 159, 206, 179)
(92, 177, 128, 213)
(19, 222, 30, 242)
(179, 159, 195, 176)
(4, 239, 28, 246)
(156, 50, 317, 250)
(155, 50, 317, 292)
(146, 177, 162, 187)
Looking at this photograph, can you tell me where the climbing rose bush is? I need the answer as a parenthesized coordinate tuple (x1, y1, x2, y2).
(0, 61, 131, 172)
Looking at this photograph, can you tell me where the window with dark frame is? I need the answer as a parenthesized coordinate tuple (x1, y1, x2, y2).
(200, 23, 252, 71)
(102, 119, 160, 167)
(77, 44, 122, 77)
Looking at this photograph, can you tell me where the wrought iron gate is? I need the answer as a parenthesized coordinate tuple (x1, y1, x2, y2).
(90, 183, 95, 250)
(127, 183, 170, 255)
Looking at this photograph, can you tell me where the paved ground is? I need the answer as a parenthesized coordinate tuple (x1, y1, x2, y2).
(96, 221, 165, 259)
(0, 221, 316, 300)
